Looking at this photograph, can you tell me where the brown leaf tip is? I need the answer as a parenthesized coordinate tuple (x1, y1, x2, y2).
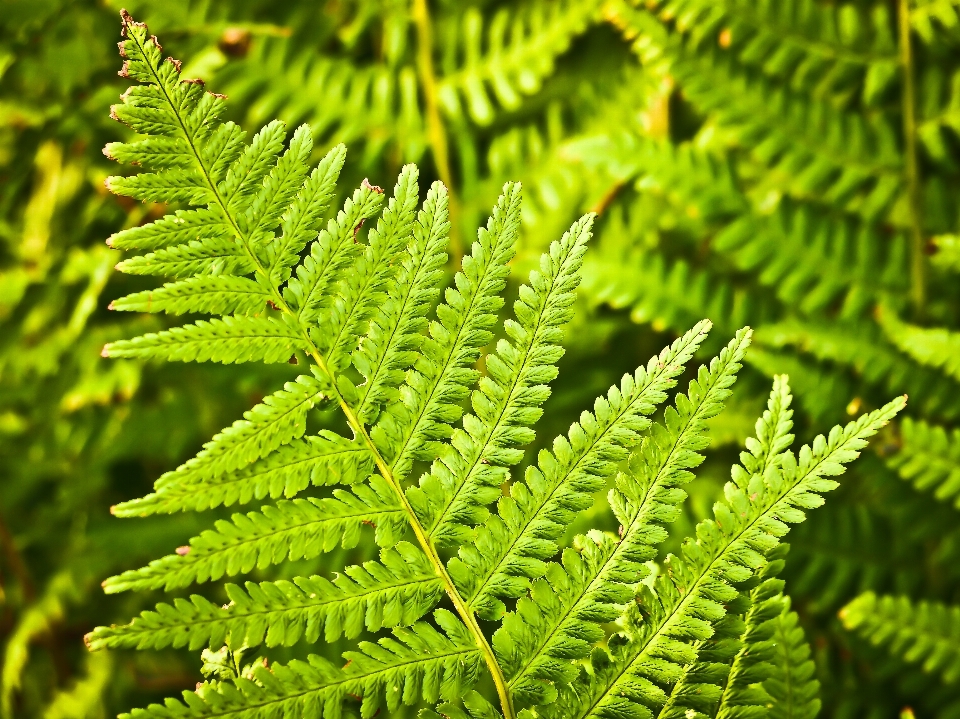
(361, 178, 384, 194)
(119, 9, 145, 36)
(107, 301, 116, 310)
(105, 235, 116, 247)
(117, 61, 131, 79)
(101, 345, 111, 358)
(210, 92, 228, 100)
(176, 545, 191, 556)
(166, 57, 182, 73)
(181, 78, 205, 86)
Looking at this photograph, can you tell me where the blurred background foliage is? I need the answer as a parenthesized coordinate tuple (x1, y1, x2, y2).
(3, 0, 960, 716)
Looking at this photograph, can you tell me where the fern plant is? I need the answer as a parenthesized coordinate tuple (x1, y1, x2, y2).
(83, 13, 906, 719)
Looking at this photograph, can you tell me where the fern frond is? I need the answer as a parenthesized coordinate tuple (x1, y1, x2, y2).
(355, 180, 450, 426)
(608, 4, 905, 223)
(437, 0, 598, 125)
(842, 592, 960, 684)
(103, 477, 405, 593)
(888, 417, 960, 509)
(715, 202, 909, 317)
(879, 307, 960, 383)
(87, 542, 443, 651)
(373, 183, 521, 481)
(413, 213, 595, 548)
(459, 320, 715, 626)
(566, 393, 904, 719)
(131, 374, 326, 508)
(765, 599, 821, 719)
(115, 610, 482, 719)
(102, 315, 308, 363)
(324, 165, 420, 371)
(113, 431, 373, 516)
(499, 349, 769, 710)
(640, 0, 898, 102)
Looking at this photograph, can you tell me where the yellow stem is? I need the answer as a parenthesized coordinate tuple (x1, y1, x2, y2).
(899, 0, 926, 318)
(412, 0, 462, 264)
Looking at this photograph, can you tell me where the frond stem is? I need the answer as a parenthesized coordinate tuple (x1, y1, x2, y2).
(899, 0, 926, 318)
(412, 0, 462, 264)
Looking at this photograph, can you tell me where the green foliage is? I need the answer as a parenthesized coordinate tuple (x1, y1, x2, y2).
(842, 592, 960, 683)
(78, 12, 907, 719)
(4, 0, 960, 717)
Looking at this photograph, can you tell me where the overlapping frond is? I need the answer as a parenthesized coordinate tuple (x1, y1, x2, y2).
(765, 600, 822, 719)
(879, 307, 960, 383)
(413, 213, 595, 548)
(639, 0, 898, 102)
(87, 543, 443, 651)
(457, 321, 716, 622)
(115, 610, 482, 719)
(103, 477, 405, 593)
(564, 389, 903, 719)
(888, 417, 960, 509)
(842, 592, 960, 684)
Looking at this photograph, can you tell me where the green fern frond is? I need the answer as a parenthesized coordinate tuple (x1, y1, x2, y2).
(640, 0, 898, 102)
(888, 417, 960, 509)
(414, 213, 595, 548)
(87, 542, 443, 651)
(437, 0, 598, 125)
(566, 391, 904, 719)
(114, 431, 374, 516)
(879, 307, 960, 383)
(765, 600, 822, 719)
(715, 202, 909, 317)
(842, 592, 960, 684)
(115, 610, 482, 719)
(103, 477, 406, 593)
(609, 3, 905, 223)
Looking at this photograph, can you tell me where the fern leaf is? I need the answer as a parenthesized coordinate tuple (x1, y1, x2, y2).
(878, 307, 960, 382)
(115, 237, 254, 278)
(355, 181, 450, 425)
(284, 183, 385, 325)
(146, 374, 326, 496)
(457, 321, 718, 622)
(266, 143, 346, 284)
(566, 393, 904, 719)
(888, 417, 960, 509)
(324, 165, 420, 371)
(414, 213, 595, 548)
(102, 315, 308, 363)
(114, 432, 373, 516)
(497, 328, 750, 707)
(438, 0, 598, 125)
(373, 183, 521, 481)
(106, 208, 229, 252)
(841, 592, 960, 684)
(86, 542, 443, 651)
(102, 477, 405, 593)
(765, 599, 821, 719)
(109, 276, 270, 315)
(115, 610, 482, 719)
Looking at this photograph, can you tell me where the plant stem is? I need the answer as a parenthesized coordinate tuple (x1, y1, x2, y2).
(899, 0, 926, 318)
(412, 0, 462, 264)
